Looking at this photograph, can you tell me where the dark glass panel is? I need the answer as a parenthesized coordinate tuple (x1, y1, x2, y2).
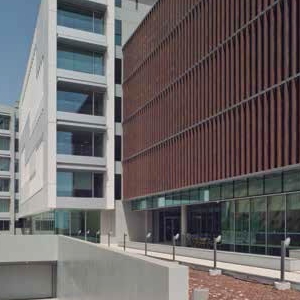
(264, 173, 282, 194)
(94, 173, 103, 198)
(283, 170, 300, 192)
(235, 199, 250, 253)
(234, 180, 248, 198)
(248, 177, 263, 196)
(221, 182, 234, 199)
(286, 193, 300, 247)
(221, 201, 235, 251)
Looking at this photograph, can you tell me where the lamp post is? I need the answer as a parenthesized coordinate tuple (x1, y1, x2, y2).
(209, 235, 222, 276)
(96, 230, 101, 244)
(85, 229, 90, 241)
(124, 233, 128, 251)
(173, 233, 180, 261)
(108, 231, 112, 247)
(275, 237, 291, 290)
(145, 232, 152, 256)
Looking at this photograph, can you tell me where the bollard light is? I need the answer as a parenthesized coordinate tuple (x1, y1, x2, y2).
(213, 235, 222, 269)
(145, 232, 152, 256)
(173, 233, 180, 261)
(96, 230, 101, 244)
(108, 231, 113, 247)
(124, 233, 128, 251)
(281, 237, 291, 282)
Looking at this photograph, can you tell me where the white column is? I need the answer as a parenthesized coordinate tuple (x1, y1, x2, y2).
(181, 205, 187, 246)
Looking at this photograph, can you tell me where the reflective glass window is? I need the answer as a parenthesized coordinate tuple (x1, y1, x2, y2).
(221, 182, 234, 199)
(115, 174, 122, 200)
(115, 97, 122, 122)
(0, 157, 10, 171)
(264, 173, 282, 194)
(250, 197, 267, 254)
(267, 195, 285, 255)
(209, 185, 221, 200)
(286, 193, 300, 247)
(0, 137, 10, 151)
(58, 5, 105, 34)
(283, 170, 300, 192)
(235, 199, 250, 253)
(234, 180, 248, 198)
(0, 179, 9, 192)
(115, 19, 122, 45)
(0, 115, 10, 130)
(0, 199, 9, 212)
(57, 171, 102, 198)
(115, 0, 122, 7)
(115, 135, 122, 161)
(221, 201, 235, 251)
(57, 45, 104, 75)
(115, 58, 122, 84)
(248, 177, 263, 196)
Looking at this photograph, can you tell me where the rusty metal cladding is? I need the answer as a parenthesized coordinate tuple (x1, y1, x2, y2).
(122, 0, 300, 200)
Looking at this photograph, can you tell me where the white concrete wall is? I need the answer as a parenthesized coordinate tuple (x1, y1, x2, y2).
(57, 236, 189, 300)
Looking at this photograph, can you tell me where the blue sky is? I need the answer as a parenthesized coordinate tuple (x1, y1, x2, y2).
(0, 0, 40, 106)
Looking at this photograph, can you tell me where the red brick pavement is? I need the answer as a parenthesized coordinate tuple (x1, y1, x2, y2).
(189, 268, 300, 300)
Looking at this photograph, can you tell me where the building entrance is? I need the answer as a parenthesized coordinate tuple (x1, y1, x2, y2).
(164, 216, 180, 243)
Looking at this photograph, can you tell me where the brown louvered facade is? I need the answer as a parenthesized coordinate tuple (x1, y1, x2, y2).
(123, 0, 300, 201)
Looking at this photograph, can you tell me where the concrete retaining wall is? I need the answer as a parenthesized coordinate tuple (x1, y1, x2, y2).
(57, 236, 189, 300)
(122, 241, 300, 272)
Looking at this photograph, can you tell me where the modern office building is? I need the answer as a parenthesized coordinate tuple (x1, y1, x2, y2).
(18, 0, 155, 241)
(0, 104, 19, 235)
(123, 0, 300, 255)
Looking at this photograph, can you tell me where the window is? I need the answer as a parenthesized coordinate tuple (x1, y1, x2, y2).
(0, 179, 9, 192)
(287, 193, 300, 247)
(115, 97, 122, 122)
(0, 157, 10, 171)
(115, 19, 122, 46)
(57, 129, 104, 157)
(209, 185, 221, 200)
(58, 4, 105, 34)
(264, 173, 282, 194)
(57, 171, 103, 198)
(115, 135, 122, 161)
(283, 170, 300, 192)
(0, 220, 9, 231)
(115, 58, 122, 84)
(15, 199, 19, 213)
(115, 174, 121, 200)
(0, 115, 10, 130)
(235, 199, 250, 253)
(221, 182, 234, 199)
(135, 0, 139, 9)
(0, 199, 9, 212)
(0, 137, 10, 151)
(15, 161, 19, 173)
(115, 0, 122, 7)
(248, 177, 263, 196)
(15, 139, 19, 152)
(57, 86, 104, 116)
(15, 180, 19, 193)
(15, 118, 19, 132)
(57, 45, 105, 75)
(234, 180, 248, 198)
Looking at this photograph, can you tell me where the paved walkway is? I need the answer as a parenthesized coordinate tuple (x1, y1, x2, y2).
(101, 243, 300, 285)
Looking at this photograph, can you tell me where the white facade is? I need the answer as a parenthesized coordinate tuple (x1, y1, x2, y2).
(18, 0, 154, 238)
(0, 104, 18, 235)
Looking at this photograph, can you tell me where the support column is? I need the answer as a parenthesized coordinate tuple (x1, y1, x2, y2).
(181, 205, 187, 246)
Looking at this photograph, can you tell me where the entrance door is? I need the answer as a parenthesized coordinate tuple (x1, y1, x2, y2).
(164, 217, 180, 243)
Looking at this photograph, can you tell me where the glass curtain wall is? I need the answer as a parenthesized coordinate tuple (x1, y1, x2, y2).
(58, 4, 105, 34)
(57, 45, 105, 75)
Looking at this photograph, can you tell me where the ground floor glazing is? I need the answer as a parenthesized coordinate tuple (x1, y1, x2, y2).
(23, 210, 101, 243)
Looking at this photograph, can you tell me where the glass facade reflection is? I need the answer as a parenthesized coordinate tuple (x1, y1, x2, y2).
(57, 129, 104, 157)
(25, 210, 101, 243)
(58, 4, 105, 34)
(132, 168, 300, 256)
(57, 86, 104, 116)
(0, 115, 10, 130)
(57, 45, 105, 75)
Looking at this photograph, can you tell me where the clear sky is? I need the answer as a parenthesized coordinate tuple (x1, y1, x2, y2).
(0, 0, 41, 106)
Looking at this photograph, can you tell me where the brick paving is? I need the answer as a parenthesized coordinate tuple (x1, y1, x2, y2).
(189, 268, 300, 300)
